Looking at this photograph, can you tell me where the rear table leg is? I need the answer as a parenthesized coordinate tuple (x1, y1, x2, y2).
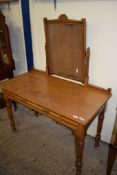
(5, 98, 17, 132)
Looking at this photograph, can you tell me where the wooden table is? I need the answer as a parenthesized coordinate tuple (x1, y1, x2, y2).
(1, 69, 111, 175)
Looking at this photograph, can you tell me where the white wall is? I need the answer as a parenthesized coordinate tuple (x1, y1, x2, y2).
(30, 0, 117, 143)
(0, 1, 27, 75)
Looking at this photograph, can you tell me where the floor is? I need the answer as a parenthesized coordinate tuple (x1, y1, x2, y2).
(0, 105, 117, 175)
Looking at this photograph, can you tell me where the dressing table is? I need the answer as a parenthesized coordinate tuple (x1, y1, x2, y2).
(1, 15, 111, 174)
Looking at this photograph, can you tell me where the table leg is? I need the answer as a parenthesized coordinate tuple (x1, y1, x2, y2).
(73, 126, 86, 175)
(12, 101, 17, 111)
(5, 98, 17, 132)
(35, 111, 38, 117)
(106, 144, 117, 175)
(95, 106, 106, 147)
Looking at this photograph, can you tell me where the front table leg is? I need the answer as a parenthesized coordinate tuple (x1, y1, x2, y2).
(73, 125, 87, 175)
(95, 106, 106, 147)
(5, 97, 17, 132)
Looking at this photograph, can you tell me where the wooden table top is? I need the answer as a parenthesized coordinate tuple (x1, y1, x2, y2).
(1, 70, 111, 126)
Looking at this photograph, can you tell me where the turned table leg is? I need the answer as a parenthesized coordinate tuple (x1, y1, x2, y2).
(5, 97, 17, 132)
(73, 126, 86, 175)
(95, 106, 106, 147)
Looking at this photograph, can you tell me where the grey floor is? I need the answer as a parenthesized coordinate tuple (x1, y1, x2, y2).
(0, 105, 117, 175)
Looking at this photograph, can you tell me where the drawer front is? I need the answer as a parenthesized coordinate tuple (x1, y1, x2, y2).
(4, 91, 78, 130)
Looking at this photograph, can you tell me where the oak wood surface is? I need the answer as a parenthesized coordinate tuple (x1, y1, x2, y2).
(2, 70, 111, 127)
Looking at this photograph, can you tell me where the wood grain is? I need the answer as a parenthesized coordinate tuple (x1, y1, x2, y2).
(1, 70, 111, 174)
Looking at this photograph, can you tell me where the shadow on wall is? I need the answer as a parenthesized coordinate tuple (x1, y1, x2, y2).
(8, 22, 27, 75)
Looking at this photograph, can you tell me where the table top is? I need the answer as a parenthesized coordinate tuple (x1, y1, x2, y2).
(1, 70, 111, 126)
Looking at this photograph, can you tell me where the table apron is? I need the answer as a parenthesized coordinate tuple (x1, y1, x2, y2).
(3, 91, 81, 131)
